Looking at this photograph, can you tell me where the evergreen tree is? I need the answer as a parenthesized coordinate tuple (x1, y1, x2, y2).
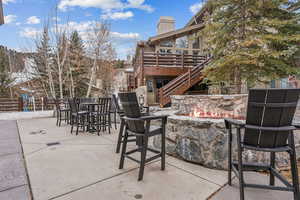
(33, 26, 56, 98)
(0, 47, 12, 97)
(69, 30, 86, 97)
(201, 0, 300, 93)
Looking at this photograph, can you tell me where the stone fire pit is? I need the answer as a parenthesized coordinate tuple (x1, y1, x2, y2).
(153, 94, 300, 170)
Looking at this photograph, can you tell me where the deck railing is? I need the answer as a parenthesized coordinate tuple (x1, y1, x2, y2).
(134, 51, 208, 69)
(0, 97, 54, 112)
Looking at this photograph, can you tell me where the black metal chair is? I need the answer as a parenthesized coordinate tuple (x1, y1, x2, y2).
(90, 98, 112, 135)
(115, 93, 151, 154)
(118, 92, 168, 181)
(110, 94, 121, 130)
(55, 99, 70, 127)
(68, 98, 89, 135)
(225, 88, 300, 200)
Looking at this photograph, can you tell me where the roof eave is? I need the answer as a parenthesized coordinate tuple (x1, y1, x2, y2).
(148, 24, 204, 44)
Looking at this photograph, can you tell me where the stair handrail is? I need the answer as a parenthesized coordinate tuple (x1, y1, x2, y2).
(159, 57, 211, 106)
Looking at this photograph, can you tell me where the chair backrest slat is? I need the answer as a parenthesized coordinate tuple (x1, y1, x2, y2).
(68, 98, 78, 113)
(118, 92, 145, 133)
(112, 94, 121, 113)
(244, 89, 300, 148)
(97, 98, 111, 114)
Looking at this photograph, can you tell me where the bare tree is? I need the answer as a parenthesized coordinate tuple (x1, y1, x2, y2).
(52, 13, 70, 99)
(85, 21, 111, 97)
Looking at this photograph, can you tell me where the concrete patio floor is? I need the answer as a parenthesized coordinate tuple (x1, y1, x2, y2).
(1, 117, 296, 200)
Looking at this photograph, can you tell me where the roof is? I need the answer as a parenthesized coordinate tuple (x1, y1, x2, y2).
(0, 0, 4, 25)
(148, 23, 204, 44)
(185, 0, 210, 27)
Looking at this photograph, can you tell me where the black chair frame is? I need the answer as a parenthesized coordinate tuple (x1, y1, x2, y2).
(119, 115, 168, 181)
(89, 98, 112, 135)
(225, 88, 300, 200)
(55, 99, 70, 127)
(114, 94, 150, 154)
(68, 98, 89, 135)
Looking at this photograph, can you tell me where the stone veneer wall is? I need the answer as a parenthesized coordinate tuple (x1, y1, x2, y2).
(153, 95, 300, 170)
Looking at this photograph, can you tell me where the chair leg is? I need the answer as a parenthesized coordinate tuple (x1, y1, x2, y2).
(67, 111, 70, 124)
(161, 127, 166, 171)
(59, 111, 62, 127)
(97, 115, 101, 136)
(236, 128, 245, 200)
(70, 115, 74, 134)
(108, 114, 111, 134)
(228, 128, 232, 186)
(56, 110, 59, 126)
(116, 119, 125, 153)
(82, 115, 86, 132)
(289, 135, 300, 200)
(76, 116, 80, 135)
(138, 136, 148, 181)
(119, 129, 128, 169)
(114, 112, 117, 130)
(270, 152, 275, 186)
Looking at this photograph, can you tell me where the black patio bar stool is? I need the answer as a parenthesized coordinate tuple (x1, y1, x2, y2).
(225, 88, 300, 200)
(114, 93, 150, 154)
(68, 98, 89, 135)
(54, 98, 70, 127)
(89, 97, 112, 135)
(118, 92, 168, 181)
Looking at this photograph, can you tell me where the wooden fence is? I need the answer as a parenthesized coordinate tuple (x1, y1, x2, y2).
(0, 97, 55, 112)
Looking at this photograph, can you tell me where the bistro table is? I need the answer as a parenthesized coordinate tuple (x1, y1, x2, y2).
(80, 102, 102, 133)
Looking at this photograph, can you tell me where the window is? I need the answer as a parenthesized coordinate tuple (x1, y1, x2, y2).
(147, 80, 153, 92)
(160, 40, 173, 48)
(176, 36, 188, 49)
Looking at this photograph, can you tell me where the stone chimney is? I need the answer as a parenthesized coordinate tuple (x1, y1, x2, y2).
(157, 16, 175, 35)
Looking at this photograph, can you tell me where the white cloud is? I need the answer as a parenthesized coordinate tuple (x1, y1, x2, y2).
(19, 27, 42, 39)
(52, 17, 61, 22)
(3, 0, 16, 4)
(4, 15, 17, 24)
(190, 2, 204, 14)
(111, 32, 139, 40)
(58, 0, 154, 12)
(126, 0, 153, 12)
(26, 16, 41, 24)
(58, 21, 140, 42)
(101, 11, 133, 20)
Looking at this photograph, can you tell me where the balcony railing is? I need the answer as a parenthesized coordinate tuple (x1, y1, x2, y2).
(141, 52, 207, 68)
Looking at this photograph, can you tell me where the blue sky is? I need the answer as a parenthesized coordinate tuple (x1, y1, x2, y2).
(0, 0, 204, 59)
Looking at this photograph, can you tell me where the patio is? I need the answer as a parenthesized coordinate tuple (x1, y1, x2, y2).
(0, 116, 295, 200)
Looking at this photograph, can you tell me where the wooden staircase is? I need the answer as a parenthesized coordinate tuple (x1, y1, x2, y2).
(159, 58, 211, 107)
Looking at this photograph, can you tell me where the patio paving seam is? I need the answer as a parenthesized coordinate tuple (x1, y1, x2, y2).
(0, 183, 27, 193)
(166, 162, 223, 187)
(47, 160, 161, 200)
(25, 146, 50, 156)
(207, 177, 237, 200)
(16, 120, 34, 200)
(47, 166, 140, 200)
(0, 151, 22, 157)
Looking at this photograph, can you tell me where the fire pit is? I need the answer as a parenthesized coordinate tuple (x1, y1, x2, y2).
(153, 94, 300, 170)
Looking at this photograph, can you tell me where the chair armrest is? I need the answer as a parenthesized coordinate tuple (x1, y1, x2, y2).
(293, 123, 300, 130)
(224, 118, 245, 129)
(122, 115, 168, 122)
(140, 115, 168, 121)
